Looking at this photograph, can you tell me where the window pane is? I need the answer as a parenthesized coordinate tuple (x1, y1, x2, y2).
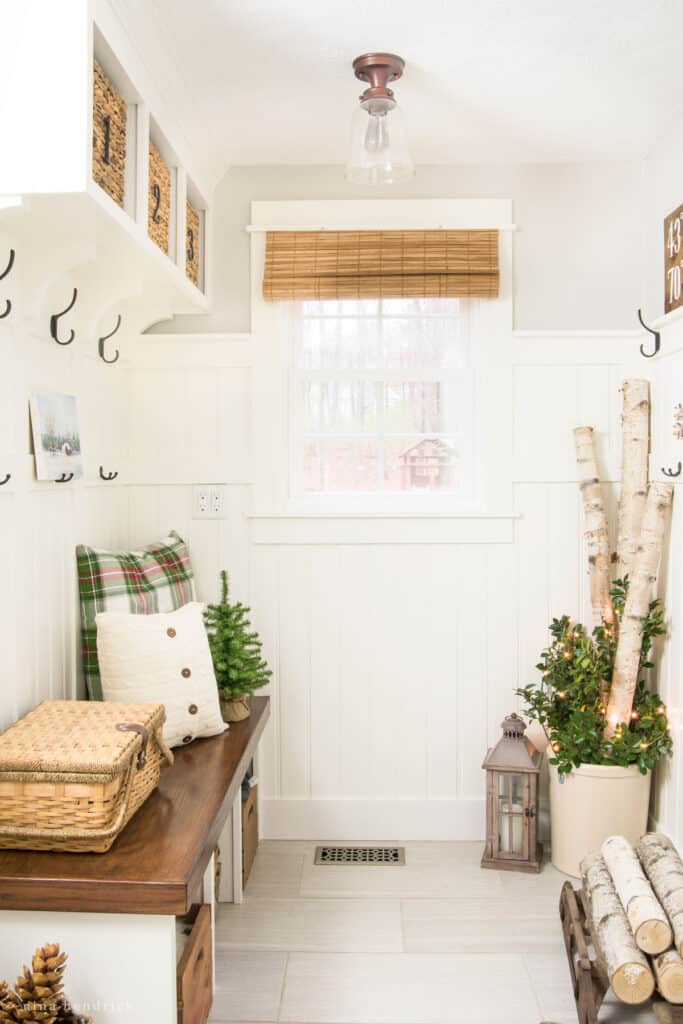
(303, 380, 379, 432)
(301, 317, 381, 369)
(383, 317, 467, 370)
(303, 439, 380, 492)
(383, 437, 459, 491)
(384, 382, 442, 433)
(380, 298, 463, 316)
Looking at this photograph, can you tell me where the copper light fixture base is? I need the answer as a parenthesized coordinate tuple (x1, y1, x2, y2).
(352, 52, 405, 102)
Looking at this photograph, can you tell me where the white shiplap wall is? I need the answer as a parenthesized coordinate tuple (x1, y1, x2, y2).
(124, 324, 681, 842)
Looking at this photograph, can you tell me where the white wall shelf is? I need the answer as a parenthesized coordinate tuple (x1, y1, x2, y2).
(0, 0, 210, 318)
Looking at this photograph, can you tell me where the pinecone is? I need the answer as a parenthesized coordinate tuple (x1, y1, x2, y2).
(0, 981, 21, 1022)
(53, 997, 91, 1024)
(12, 945, 66, 1024)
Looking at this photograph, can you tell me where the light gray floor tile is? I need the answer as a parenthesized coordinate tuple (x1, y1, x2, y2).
(299, 841, 505, 899)
(210, 951, 287, 1022)
(402, 896, 565, 953)
(244, 844, 306, 899)
(216, 897, 403, 952)
(525, 953, 653, 1024)
(279, 952, 540, 1023)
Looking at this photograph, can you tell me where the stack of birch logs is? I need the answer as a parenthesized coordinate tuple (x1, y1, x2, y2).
(574, 379, 673, 729)
(581, 833, 683, 1006)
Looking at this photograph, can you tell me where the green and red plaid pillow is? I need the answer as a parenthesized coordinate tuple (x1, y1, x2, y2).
(77, 531, 196, 700)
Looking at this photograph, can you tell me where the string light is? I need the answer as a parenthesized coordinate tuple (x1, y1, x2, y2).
(557, 691, 567, 699)
(640, 742, 649, 750)
(551, 742, 560, 753)
(631, 711, 639, 721)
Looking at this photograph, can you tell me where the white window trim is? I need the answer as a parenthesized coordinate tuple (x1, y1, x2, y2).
(250, 199, 515, 519)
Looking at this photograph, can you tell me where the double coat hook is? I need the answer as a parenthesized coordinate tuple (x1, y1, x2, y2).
(50, 288, 78, 346)
(55, 473, 74, 483)
(98, 314, 121, 364)
(662, 462, 682, 478)
(0, 249, 15, 319)
(637, 309, 661, 358)
(0, 473, 10, 486)
(99, 466, 118, 481)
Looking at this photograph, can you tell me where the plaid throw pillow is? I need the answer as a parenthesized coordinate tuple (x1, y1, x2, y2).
(77, 531, 196, 700)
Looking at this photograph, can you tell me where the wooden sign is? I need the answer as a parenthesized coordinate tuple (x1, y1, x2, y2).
(664, 203, 683, 313)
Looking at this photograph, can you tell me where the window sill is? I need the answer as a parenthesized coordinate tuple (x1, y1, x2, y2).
(248, 511, 520, 545)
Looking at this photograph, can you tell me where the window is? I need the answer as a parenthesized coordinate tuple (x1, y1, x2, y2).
(290, 298, 476, 504)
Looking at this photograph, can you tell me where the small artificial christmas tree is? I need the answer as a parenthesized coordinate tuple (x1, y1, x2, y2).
(204, 570, 272, 721)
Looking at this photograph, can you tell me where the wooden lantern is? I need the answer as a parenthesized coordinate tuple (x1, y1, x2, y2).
(481, 712, 543, 873)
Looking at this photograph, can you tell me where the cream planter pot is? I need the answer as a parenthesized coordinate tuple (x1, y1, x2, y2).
(549, 762, 651, 877)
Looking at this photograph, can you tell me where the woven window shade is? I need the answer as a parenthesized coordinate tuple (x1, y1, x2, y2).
(262, 229, 499, 302)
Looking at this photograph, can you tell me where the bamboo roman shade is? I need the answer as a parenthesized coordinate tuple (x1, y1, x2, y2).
(262, 229, 499, 301)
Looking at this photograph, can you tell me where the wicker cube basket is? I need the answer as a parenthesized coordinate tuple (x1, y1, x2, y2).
(148, 142, 171, 254)
(186, 200, 201, 286)
(92, 60, 127, 209)
(0, 701, 173, 853)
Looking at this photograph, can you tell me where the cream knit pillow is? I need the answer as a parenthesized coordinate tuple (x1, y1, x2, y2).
(96, 602, 227, 748)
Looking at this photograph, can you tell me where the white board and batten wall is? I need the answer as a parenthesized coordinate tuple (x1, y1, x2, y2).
(128, 198, 682, 844)
(1, 195, 681, 845)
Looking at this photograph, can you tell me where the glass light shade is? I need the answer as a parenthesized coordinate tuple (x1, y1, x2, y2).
(346, 97, 414, 185)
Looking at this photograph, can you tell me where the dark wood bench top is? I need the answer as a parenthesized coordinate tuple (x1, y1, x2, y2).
(0, 696, 270, 915)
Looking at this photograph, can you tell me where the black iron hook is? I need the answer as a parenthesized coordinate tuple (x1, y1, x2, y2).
(99, 466, 118, 481)
(0, 473, 10, 486)
(98, 314, 121, 364)
(55, 472, 74, 483)
(637, 308, 661, 358)
(50, 287, 78, 346)
(0, 248, 15, 320)
(662, 462, 682, 478)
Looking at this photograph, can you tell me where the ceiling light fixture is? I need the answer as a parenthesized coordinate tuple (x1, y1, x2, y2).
(346, 52, 414, 186)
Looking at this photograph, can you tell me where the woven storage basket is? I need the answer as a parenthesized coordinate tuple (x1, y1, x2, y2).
(148, 142, 171, 254)
(92, 60, 127, 209)
(186, 200, 201, 286)
(0, 701, 173, 853)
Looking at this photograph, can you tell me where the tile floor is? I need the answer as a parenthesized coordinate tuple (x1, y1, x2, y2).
(209, 841, 653, 1024)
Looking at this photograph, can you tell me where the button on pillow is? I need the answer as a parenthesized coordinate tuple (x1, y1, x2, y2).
(95, 602, 227, 748)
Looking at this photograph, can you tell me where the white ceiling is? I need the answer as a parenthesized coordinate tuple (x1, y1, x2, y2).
(113, 0, 683, 185)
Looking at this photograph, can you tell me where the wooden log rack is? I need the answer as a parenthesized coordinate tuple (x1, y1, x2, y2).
(551, 881, 683, 1024)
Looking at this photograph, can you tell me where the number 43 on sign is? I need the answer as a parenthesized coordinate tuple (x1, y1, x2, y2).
(665, 204, 683, 313)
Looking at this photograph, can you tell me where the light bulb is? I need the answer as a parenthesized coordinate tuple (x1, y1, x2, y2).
(346, 97, 414, 185)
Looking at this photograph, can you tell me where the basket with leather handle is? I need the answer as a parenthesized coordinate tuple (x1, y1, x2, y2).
(0, 700, 174, 852)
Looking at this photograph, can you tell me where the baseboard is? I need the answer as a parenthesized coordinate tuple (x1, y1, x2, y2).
(261, 797, 486, 841)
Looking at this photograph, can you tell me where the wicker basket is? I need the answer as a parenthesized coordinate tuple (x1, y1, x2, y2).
(186, 200, 201, 286)
(0, 701, 173, 853)
(148, 142, 171, 254)
(92, 60, 127, 209)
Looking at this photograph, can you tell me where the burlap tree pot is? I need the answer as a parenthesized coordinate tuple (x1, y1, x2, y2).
(220, 695, 251, 722)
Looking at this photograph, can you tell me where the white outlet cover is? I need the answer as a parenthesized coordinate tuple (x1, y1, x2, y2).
(193, 485, 226, 519)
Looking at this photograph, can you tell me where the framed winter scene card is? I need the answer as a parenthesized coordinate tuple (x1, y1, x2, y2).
(29, 392, 84, 481)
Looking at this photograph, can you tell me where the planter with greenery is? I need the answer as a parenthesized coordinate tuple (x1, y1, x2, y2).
(515, 380, 674, 875)
(204, 570, 272, 722)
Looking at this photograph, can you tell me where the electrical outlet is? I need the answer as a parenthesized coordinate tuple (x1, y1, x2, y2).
(193, 485, 226, 519)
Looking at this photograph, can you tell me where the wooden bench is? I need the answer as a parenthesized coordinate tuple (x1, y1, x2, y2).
(0, 695, 270, 1024)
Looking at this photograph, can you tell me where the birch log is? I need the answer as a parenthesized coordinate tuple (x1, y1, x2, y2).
(616, 380, 650, 582)
(606, 482, 673, 732)
(654, 950, 683, 1004)
(637, 833, 683, 957)
(581, 852, 655, 1004)
(574, 425, 613, 627)
(602, 834, 672, 954)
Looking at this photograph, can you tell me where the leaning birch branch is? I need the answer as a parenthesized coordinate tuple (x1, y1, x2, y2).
(606, 482, 673, 732)
(602, 834, 672, 954)
(581, 851, 655, 1004)
(637, 833, 683, 957)
(616, 380, 650, 583)
(574, 425, 613, 626)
